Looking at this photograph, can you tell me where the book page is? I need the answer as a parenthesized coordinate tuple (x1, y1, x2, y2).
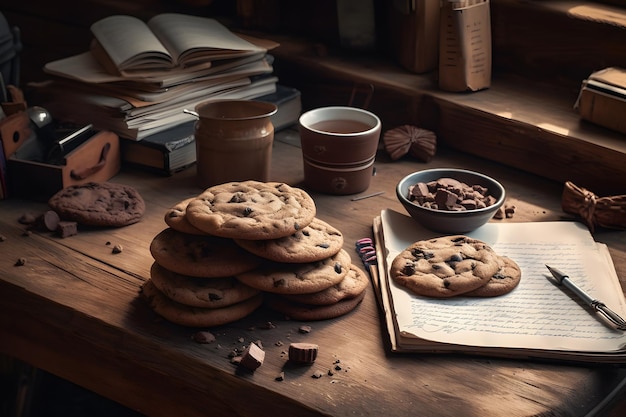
(381, 209, 626, 353)
(147, 14, 265, 67)
(90, 15, 172, 71)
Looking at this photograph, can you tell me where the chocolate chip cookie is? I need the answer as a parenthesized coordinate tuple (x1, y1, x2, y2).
(234, 217, 343, 263)
(149, 262, 260, 308)
(48, 182, 145, 227)
(235, 249, 352, 295)
(149, 228, 262, 277)
(390, 235, 504, 298)
(141, 280, 263, 327)
(185, 181, 316, 240)
(265, 290, 366, 321)
(164, 197, 205, 235)
(283, 264, 369, 305)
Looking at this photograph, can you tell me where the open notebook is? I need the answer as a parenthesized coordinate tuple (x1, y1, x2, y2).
(373, 209, 626, 363)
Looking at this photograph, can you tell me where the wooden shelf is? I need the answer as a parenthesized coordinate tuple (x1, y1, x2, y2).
(269, 35, 626, 196)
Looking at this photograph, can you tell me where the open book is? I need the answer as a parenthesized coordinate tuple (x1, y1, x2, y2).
(373, 209, 626, 363)
(89, 13, 266, 74)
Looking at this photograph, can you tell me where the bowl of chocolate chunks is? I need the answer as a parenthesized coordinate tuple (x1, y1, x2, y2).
(396, 168, 505, 233)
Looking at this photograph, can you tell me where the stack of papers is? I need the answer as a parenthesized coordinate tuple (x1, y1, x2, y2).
(30, 13, 279, 140)
(373, 209, 626, 363)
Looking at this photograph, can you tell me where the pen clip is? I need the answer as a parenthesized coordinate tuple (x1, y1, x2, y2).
(592, 301, 626, 331)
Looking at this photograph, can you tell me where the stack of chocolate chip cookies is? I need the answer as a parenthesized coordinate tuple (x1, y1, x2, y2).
(142, 181, 368, 327)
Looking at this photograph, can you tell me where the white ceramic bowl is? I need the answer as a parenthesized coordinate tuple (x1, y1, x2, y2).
(396, 168, 506, 233)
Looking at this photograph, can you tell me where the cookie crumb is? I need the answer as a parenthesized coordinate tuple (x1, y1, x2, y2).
(0, 235, 6, 242)
(312, 370, 324, 379)
(112, 244, 123, 254)
(192, 331, 216, 344)
(18, 212, 37, 225)
(275, 372, 285, 381)
(15, 257, 27, 266)
(298, 325, 312, 334)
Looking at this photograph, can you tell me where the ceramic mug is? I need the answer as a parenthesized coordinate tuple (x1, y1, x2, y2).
(193, 99, 277, 188)
(299, 106, 381, 195)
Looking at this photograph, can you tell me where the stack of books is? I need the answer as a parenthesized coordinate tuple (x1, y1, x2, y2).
(29, 13, 280, 141)
(120, 84, 301, 175)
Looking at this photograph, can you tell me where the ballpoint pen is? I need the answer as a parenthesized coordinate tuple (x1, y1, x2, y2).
(545, 265, 626, 331)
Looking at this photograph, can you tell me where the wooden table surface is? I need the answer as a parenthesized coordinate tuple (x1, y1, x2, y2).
(1, 129, 625, 417)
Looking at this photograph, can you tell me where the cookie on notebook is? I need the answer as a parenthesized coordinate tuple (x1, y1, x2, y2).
(164, 197, 205, 235)
(235, 249, 352, 295)
(48, 182, 145, 227)
(185, 181, 316, 240)
(141, 280, 263, 327)
(149, 262, 260, 308)
(265, 290, 366, 321)
(149, 228, 261, 277)
(283, 265, 369, 305)
(463, 256, 521, 297)
(390, 235, 502, 298)
(234, 217, 343, 263)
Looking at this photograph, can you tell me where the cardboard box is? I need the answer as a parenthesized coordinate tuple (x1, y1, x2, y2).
(388, 0, 440, 74)
(0, 113, 120, 200)
(576, 67, 626, 135)
(438, 0, 492, 92)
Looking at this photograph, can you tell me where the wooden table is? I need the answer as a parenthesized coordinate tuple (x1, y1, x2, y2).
(1, 130, 625, 417)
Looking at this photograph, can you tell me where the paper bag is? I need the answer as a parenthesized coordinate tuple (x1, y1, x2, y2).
(438, 0, 492, 92)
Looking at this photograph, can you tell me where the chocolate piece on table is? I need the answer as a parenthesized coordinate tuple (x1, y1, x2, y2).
(239, 342, 265, 371)
(57, 221, 78, 238)
(289, 342, 319, 364)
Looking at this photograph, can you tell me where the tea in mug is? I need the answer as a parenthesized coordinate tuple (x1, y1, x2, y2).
(309, 119, 372, 134)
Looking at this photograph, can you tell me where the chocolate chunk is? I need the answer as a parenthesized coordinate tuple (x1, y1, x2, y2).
(239, 342, 265, 371)
(56, 221, 78, 238)
(34, 210, 60, 232)
(289, 342, 319, 364)
(435, 189, 459, 209)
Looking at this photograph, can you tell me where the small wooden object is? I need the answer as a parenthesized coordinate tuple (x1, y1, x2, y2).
(3, 129, 120, 201)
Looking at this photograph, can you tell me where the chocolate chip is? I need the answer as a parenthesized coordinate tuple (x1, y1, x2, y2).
(334, 262, 343, 274)
(447, 253, 463, 263)
(208, 293, 222, 301)
(402, 262, 416, 275)
(243, 207, 253, 216)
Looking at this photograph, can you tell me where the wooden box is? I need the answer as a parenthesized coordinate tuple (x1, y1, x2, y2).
(576, 67, 626, 136)
(0, 112, 120, 200)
